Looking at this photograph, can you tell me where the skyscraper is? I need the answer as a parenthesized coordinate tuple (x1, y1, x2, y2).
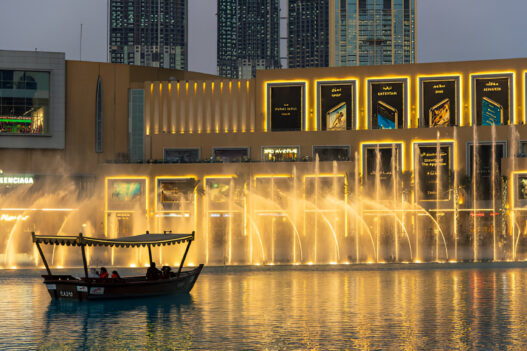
(288, 0, 329, 69)
(109, 0, 188, 70)
(217, 0, 281, 79)
(288, 0, 416, 68)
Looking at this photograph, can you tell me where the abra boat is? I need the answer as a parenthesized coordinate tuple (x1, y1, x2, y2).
(32, 231, 203, 301)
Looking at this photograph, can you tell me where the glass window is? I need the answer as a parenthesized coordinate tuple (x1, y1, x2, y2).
(213, 148, 249, 163)
(129, 89, 144, 162)
(519, 141, 527, 157)
(262, 146, 299, 162)
(313, 146, 350, 161)
(164, 148, 200, 163)
(0, 70, 50, 135)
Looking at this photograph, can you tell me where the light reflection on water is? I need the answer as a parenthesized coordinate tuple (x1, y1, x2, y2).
(1, 264, 527, 349)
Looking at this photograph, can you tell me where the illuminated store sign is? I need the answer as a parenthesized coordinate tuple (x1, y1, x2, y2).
(473, 75, 511, 125)
(421, 78, 458, 127)
(268, 84, 304, 131)
(318, 82, 355, 130)
(0, 214, 29, 222)
(416, 145, 451, 201)
(369, 80, 406, 129)
(0, 175, 34, 185)
(262, 147, 299, 162)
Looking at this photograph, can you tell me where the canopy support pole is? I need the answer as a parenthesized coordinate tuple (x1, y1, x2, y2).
(146, 231, 153, 266)
(79, 233, 88, 280)
(147, 245, 153, 266)
(177, 239, 192, 278)
(33, 232, 51, 275)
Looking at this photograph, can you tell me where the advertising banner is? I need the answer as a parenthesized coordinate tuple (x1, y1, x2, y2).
(421, 79, 457, 127)
(369, 80, 405, 129)
(207, 178, 243, 211)
(157, 178, 195, 211)
(319, 82, 354, 130)
(365, 146, 399, 191)
(469, 144, 504, 201)
(107, 179, 146, 211)
(417, 145, 451, 201)
(518, 176, 527, 200)
(474, 76, 510, 125)
(269, 84, 303, 131)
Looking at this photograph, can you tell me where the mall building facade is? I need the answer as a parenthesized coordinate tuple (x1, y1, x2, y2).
(3, 49, 527, 265)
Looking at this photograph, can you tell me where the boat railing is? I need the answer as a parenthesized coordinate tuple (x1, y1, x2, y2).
(42, 275, 78, 281)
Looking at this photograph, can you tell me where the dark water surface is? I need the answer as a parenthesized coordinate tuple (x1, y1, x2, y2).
(2, 263, 527, 350)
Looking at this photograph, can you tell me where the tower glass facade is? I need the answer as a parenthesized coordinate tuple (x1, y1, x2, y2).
(217, 0, 281, 79)
(287, 0, 329, 68)
(109, 0, 188, 70)
(288, 0, 415, 68)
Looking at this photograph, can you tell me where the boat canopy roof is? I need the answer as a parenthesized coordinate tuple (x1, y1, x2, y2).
(32, 231, 194, 248)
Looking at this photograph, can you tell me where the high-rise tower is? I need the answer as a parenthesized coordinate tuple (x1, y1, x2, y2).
(109, 0, 188, 70)
(217, 0, 281, 79)
(288, 0, 416, 68)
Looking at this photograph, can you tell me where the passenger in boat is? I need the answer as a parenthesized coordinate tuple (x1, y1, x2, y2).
(146, 262, 161, 280)
(161, 266, 172, 279)
(99, 267, 109, 279)
(111, 270, 120, 279)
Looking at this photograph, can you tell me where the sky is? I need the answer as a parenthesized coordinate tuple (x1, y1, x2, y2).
(0, 0, 527, 75)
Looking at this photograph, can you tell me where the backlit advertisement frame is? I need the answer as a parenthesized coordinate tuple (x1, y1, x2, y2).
(362, 143, 403, 194)
(517, 175, 527, 202)
(419, 77, 460, 127)
(467, 142, 506, 202)
(156, 177, 197, 212)
(367, 79, 407, 130)
(205, 177, 243, 212)
(472, 74, 513, 126)
(414, 143, 453, 202)
(267, 82, 305, 131)
(316, 80, 357, 131)
(106, 178, 147, 212)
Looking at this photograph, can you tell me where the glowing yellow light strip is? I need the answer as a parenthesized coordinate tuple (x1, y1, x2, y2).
(303, 173, 346, 178)
(204, 174, 236, 183)
(105, 176, 149, 238)
(253, 174, 292, 181)
(469, 71, 516, 126)
(264, 80, 309, 132)
(523, 70, 527, 124)
(0, 208, 75, 211)
(314, 78, 359, 130)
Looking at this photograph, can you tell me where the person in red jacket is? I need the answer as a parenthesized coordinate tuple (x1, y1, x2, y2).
(99, 267, 109, 279)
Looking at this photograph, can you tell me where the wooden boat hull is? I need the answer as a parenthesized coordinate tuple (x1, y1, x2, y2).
(42, 265, 203, 301)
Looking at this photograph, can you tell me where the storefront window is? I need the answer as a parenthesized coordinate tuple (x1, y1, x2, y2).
(313, 146, 350, 161)
(0, 70, 50, 134)
(164, 148, 200, 163)
(262, 146, 299, 162)
(213, 148, 249, 162)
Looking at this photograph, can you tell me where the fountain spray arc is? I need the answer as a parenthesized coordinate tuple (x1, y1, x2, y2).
(1, 140, 524, 268)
